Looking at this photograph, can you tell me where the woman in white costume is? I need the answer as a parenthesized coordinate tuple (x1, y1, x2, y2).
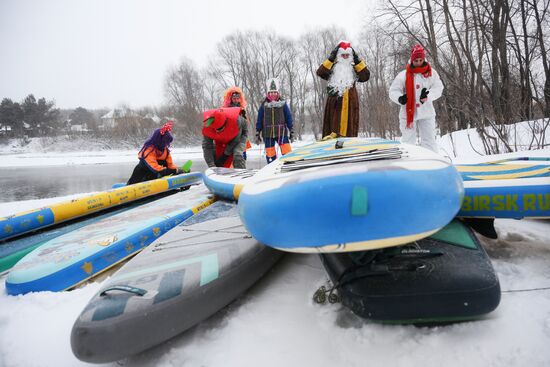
(389, 44, 444, 152)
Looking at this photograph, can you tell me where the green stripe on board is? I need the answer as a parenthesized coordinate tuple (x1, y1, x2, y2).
(109, 253, 219, 287)
(0, 243, 43, 273)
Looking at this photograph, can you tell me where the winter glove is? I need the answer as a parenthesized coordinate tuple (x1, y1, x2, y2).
(420, 88, 430, 103)
(328, 45, 340, 62)
(351, 48, 361, 65)
(289, 128, 295, 143)
(398, 94, 407, 105)
(215, 153, 229, 167)
(175, 167, 183, 175)
(159, 168, 177, 177)
(180, 160, 193, 173)
(255, 131, 262, 145)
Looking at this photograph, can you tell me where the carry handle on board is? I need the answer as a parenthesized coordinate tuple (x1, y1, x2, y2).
(111, 160, 193, 189)
(100, 285, 147, 297)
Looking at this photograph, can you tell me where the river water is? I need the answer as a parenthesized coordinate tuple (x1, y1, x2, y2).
(0, 161, 209, 203)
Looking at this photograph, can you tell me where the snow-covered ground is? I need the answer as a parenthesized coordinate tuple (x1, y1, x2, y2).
(0, 212, 549, 367)
(439, 118, 550, 161)
(1, 130, 550, 367)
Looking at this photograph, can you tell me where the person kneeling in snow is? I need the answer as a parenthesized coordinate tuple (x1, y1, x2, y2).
(127, 121, 183, 185)
(389, 44, 444, 152)
(255, 77, 294, 164)
(202, 107, 248, 169)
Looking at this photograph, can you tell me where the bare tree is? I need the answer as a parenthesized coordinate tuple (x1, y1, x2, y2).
(164, 57, 205, 137)
(297, 27, 347, 139)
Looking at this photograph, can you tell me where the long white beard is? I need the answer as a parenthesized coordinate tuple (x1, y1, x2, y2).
(328, 58, 357, 96)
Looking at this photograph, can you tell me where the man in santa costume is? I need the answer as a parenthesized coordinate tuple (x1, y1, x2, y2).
(316, 41, 370, 138)
(389, 44, 444, 152)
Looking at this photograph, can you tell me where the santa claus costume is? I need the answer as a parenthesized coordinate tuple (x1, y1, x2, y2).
(316, 41, 370, 138)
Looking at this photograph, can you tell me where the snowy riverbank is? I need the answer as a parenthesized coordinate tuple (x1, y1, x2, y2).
(1, 130, 549, 366)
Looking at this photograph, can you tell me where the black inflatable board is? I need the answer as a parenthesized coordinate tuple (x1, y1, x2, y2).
(320, 220, 501, 323)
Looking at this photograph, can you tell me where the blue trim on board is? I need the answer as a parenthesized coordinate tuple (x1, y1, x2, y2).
(167, 172, 203, 189)
(459, 184, 550, 218)
(1, 209, 55, 241)
(203, 174, 238, 201)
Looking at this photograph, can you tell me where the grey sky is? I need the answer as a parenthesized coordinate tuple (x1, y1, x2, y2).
(0, 0, 372, 109)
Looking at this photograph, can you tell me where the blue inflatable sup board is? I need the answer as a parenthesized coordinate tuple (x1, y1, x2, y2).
(238, 138, 464, 253)
(203, 167, 257, 201)
(0, 172, 203, 241)
(456, 157, 550, 219)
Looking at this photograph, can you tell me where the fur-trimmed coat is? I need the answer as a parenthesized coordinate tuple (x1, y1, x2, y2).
(316, 59, 370, 137)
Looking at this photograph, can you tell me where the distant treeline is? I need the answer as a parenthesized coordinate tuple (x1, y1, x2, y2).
(2, 0, 549, 154)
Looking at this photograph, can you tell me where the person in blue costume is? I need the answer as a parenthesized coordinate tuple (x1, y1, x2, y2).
(255, 77, 294, 164)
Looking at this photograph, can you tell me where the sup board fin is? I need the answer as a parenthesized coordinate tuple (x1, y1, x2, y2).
(461, 218, 498, 239)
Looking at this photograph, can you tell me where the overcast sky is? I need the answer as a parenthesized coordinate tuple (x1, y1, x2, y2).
(0, 0, 373, 110)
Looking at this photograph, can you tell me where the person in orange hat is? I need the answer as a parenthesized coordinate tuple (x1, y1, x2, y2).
(221, 86, 252, 160)
(126, 121, 182, 185)
(222, 87, 248, 119)
(201, 107, 248, 169)
(317, 41, 370, 139)
(389, 43, 443, 152)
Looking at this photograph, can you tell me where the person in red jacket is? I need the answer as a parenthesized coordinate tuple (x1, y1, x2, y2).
(202, 107, 248, 169)
(126, 121, 182, 185)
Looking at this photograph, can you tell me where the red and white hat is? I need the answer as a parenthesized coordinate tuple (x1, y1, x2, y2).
(159, 121, 173, 135)
(410, 44, 426, 61)
(337, 40, 352, 56)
